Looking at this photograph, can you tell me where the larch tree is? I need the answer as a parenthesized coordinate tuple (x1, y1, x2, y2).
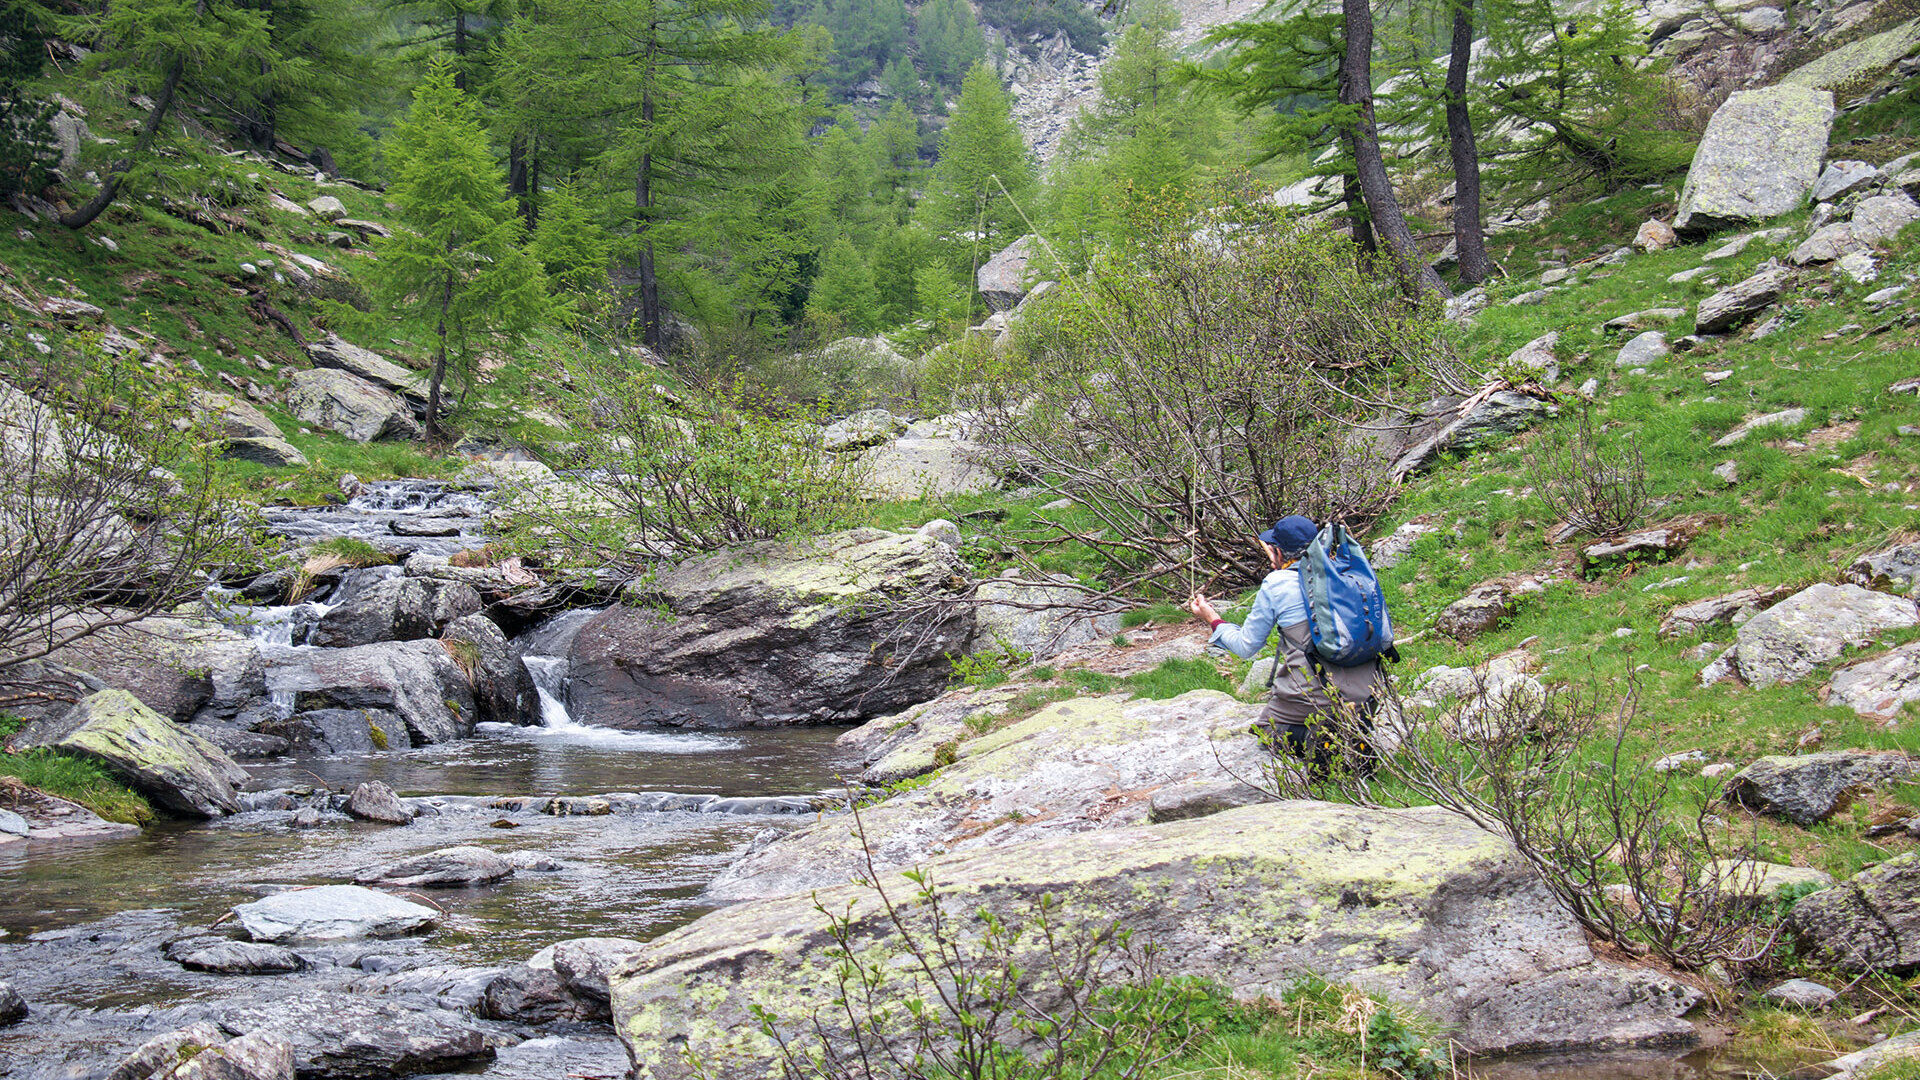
(920, 64, 1033, 261)
(374, 60, 548, 441)
(1443, 0, 1492, 284)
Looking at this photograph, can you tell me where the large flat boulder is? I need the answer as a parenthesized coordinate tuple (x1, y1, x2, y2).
(613, 802, 1700, 1080)
(1674, 86, 1834, 234)
(972, 573, 1123, 661)
(7, 689, 246, 816)
(1694, 262, 1792, 333)
(309, 575, 435, 647)
(566, 528, 973, 728)
(1780, 18, 1920, 104)
(837, 683, 1028, 785)
(287, 368, 421, 443)
(263, 640, 476, 745)
(708, 690, 1270, 901)
(1714, 583, 1919, 687)
(191, 389, 285, 441)
(1828, 641, 1920, 719)
(355, 845, 515, 888)
(230, 884, 440, 942)
(1389, 391, 1554, 479)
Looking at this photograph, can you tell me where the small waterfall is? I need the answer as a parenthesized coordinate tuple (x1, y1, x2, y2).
(244, 599, 336, 648)
(521, 655, 577, 729)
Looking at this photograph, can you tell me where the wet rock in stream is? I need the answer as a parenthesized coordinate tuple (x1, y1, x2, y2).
(230, 885, 441, 943)
(0, 980, 25, 1026)
(346, 780, 416, 825)
(163, 936, 308, 975)
(355, 845, 515, 888)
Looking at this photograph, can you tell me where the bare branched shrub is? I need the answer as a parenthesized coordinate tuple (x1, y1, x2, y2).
(1253, 667, 1783, 972)
(967, 205, 1468, 597)
(0, 348, 254, 711)
(1526, 407, 1648, 538)
(727, 810, 1235, 1080)
(509, 352, 869, 578)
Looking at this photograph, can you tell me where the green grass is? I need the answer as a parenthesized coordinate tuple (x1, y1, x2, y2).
(0, 716, 155, 826)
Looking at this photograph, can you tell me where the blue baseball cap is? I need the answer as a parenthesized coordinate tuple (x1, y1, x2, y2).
(1259, 515, 1318, 556)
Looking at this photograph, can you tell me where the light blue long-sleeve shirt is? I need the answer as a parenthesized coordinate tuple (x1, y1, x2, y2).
(1209, 566, 1310, 659)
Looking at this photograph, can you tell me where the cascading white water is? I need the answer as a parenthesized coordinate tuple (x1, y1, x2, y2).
(521, 654, 576, 728)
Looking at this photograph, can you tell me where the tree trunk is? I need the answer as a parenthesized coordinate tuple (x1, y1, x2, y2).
(508, 132, 532, 226)
(635, 83, 662, 355)
(427, 270, 454, 444)
(453, 12, 469, 90)
(1446, 0, 1493, 285)
(1339, 0, 1448, 300)
(58, 55, 186, 230)
(1337, 135, 1376, 255)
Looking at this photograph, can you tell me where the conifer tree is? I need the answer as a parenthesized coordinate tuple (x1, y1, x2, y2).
(920, 64, 1032, 257)
(807, 237, 881, 331)
(0, 0, 56, 198)
(917, 0, 986, 91)
(530, 177, 611, 302)
(374, 60, 549, 440)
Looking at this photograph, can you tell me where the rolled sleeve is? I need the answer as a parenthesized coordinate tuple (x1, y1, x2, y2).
(1210, 587, 1279, 659)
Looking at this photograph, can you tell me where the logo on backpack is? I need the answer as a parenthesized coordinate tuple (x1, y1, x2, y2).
(1300, 522, 1395, 667)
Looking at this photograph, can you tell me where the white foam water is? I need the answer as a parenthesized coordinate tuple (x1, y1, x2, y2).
(513, 654, 740, 752)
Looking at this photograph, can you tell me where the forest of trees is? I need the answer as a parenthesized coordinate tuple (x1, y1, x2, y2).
(1, 0, 1701, 394)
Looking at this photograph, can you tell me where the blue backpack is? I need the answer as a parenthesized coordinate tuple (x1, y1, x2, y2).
(1299, 522, 1396, 668)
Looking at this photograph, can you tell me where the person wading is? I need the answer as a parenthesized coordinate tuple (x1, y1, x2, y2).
(1184, 515, 1388, 776)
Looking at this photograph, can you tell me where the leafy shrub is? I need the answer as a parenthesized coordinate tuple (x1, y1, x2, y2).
(969, 204, 1464, 597)
(510, 356, 867, 577)
(1526, 406, 1649, 538)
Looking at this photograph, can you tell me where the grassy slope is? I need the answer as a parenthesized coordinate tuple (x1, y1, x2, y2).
(0, 717, 154, 825)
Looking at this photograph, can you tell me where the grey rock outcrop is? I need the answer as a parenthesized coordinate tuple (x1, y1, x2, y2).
(47, 616, 264, 724)
(1582, 526, 1694, 573)
(1658, 586, 1790, 638)
(441, 614, 534, 725)
(1695, 262, 1791, 333)
(306, 334, 430, 412)
(1674, 85, 1834, 234)
(1723, 750, 1919, 825)
(861, 436, 1001, 499)
(230, 884, 440, 942)
(1387, 391, 1556, 478)
(288, 368, 421, 443)
(1813, 160, 1878, 202)
(355, 845, 515, 888)
(1793, 193, 1920, 264)
(1846, 541, 1920, 592)
(1711, 406, 1806, 447)
(710, 691, 1273, 902)
(1436, 576, 1544, 642)
(0, 981, 24, 1026)
(568, 528, 974, 728)
(1709, 583, 1919, 687)
(614, 802, 1700, 1080)
(973, 573, 1122, 661)
(108, 1024, 296, 1080)
(552, 937, 645, 1019)
(821, 408, 907, 451)
(1616, 331, 1670, 368)
(1791, 853, 1920, 973)
(163, 936, 308, 975)
(1828, 642, 1920, 719)
(219, 994, 491, 1078)
(1761, 979, 1838, 1009)
(346, 780, 415, 824)
(258, 708, 408, 754)
(310, 576, 435, 647)
(977, 235, 1038, 312)
(7, 690, 246, 817)
(263, 640, 476, 745)
(192, 389, 285, 441)
(222, 437, 309, 468)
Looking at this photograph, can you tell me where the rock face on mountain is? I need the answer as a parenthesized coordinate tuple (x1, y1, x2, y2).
(709, 691, 1274, 901)
(612, 802, 1701, 1080)
(7, 690, 246, 816)
(1675, 85, 1834, 234)
(566, 528, 974, 728)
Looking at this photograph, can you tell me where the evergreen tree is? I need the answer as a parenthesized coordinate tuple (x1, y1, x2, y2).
(807, 237, 881, 331)
(808, 117, 878, 247)
(868, 101, 922, 223)
(504, 0, 802, 353)
(920, 64, 1032, 257)
(880, 56, 921, 109)
(870, 223, 939, 324)
(530, 177, 611, 301)
(374, 60, 549, 440)
(381, 0, 516, 89)
(806, 0, 908, 92)
(917, 0, 986, 91)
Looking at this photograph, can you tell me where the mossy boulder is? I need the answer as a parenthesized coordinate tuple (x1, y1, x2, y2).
(1780, 18, 1920, 105)
(566, 528, 974, 728)
(8, 689, 246, 817)
(709, 690, 1271, 901)
(1675, 86, 1834, 234)
(613, 802, 1700, 1079)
